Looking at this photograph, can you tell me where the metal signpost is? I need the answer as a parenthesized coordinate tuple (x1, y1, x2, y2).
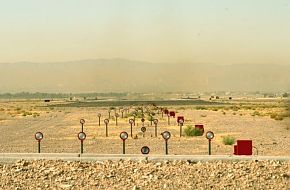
(97, 113, 101, 126)
(129, 119, 134, 137)
(153, 119, 158, 137)
(120, 131, 128, 154)
(141, 126, 146, 137)
(35, 132, 43, 153)
(104, 119, 109, 137)
(115, 113, 119, 126)
(162, 131, 171, 155)
(80, 119, 85, 132)
(78, 132, 86, 154)
(149, 114, 153, 126)
(108, 110, 111, 119)
(178, 119, 184, 137)
(141, 118, 145, 127)
(206, 131, 214, 155)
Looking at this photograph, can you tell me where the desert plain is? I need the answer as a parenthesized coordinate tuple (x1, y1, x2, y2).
(0, 97, 289, 189)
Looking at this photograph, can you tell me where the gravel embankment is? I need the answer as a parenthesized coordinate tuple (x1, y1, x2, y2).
(0, 160, 289, 190)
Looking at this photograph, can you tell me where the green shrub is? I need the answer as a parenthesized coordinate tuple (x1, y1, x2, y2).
(196, 106, 207, 110)
(270, 113, 277, 119)
(251, 111, 261, 116)
(184, 125, 203, 137)
(274, 115, 284, 120)
(270, 113, 285, 120)
(15, 107, 22, 111)
(222, 136, 235, 145)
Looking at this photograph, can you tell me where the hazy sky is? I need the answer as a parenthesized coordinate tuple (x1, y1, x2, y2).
(0, 0, 289, 64)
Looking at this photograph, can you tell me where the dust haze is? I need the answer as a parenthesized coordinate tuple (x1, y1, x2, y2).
(0, 59, 289, 93)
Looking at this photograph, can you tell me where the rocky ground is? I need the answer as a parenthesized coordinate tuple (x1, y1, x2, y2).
(0, 159, 289, 190)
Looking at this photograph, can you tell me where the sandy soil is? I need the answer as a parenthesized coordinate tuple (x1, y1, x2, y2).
(0, 99, 289, 156)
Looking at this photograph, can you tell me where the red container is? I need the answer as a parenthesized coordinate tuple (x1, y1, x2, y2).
(234, 145, 238, 155)
(169, 111, 175, 117)
(177, 116, 184, 123)
(234, 140, 252, 155)
(194, 124, 204, 135)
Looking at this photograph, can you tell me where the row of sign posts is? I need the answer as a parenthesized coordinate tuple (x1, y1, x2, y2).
(34, 130, 215, 155)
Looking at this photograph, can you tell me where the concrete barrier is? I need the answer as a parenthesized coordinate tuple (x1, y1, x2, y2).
(0, 153, 289, 163)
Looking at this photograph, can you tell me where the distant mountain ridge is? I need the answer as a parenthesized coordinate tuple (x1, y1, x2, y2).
(0, 59, 289, 93)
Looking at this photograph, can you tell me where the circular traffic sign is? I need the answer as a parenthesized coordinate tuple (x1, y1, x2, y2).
(206, 131, 214, 140)
(141, 127, 146, 133)
(78, 132, 86, 141)
(141, 118, 145, 122)
(129, 119, 134, 124)
(80, 119, 85, 125)
(141, 146, 150, 154)
(115, 113, 119, 117)
(178, 119, 184, 125)
(162, 131, 171, 140)
(104, 119, 109, 124)
(153, 119, 158, 125)
(97, 113, 101, 117)
(35, 132, 43, 141)
(120, 131, 128, 140)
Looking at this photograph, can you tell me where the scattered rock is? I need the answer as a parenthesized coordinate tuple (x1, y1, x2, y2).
(0, 160, 288, 189)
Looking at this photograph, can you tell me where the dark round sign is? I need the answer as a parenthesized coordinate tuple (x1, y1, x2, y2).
(78, 132, 86, 141)
(141, 127, 146, 133)
(104, 119, 109, 124)
(35, 132, 43, 141)
(120, 131, 128, 140)
(141, 146, 150, 154)
(153, 119, 158, 125)
(129, 119, 134, 124)
(141, 118, 145, 122)
(206, 131, 214, 140)
(80, 119, 85, 125)
(97, 113, 101, 117)
(162, 131, 171, 140)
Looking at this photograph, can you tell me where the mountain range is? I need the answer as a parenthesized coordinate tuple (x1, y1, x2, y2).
(0, 59, 289, 93)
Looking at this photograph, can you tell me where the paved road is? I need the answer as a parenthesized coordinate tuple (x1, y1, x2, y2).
(0, 153, 289, 163)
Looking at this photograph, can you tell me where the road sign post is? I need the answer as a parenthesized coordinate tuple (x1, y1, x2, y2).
(78, 132, 86, 154)
(153, 119, 158, 137)
(162, 131, 171, 155)
(206, 131, 214, 155)
(129, 119, 134, 137)
(35, 132, 43, 153)
(104, 119, 109, 137)
(80, 119, 85, 132)
(120, 131, 128, 154)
